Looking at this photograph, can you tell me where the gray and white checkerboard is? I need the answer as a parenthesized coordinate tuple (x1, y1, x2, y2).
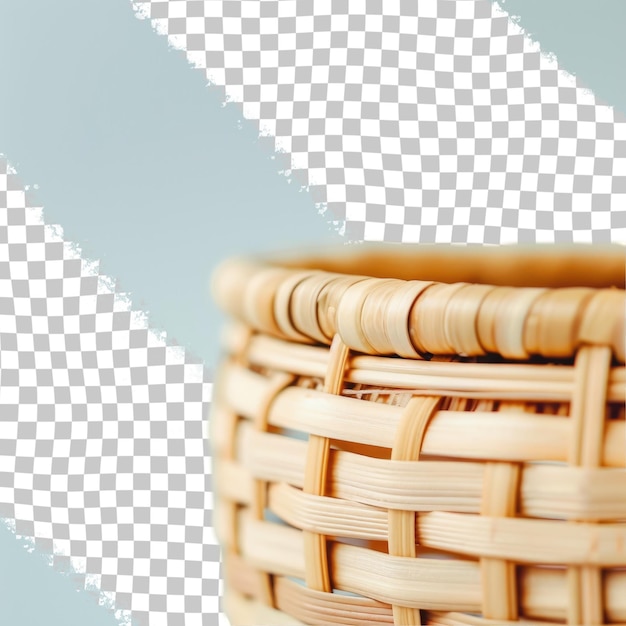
(132, 0, 626, 244)
(0, 158, 218, 626)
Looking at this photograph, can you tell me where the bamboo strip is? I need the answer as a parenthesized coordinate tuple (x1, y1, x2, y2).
(302, 336, 351, 593)
(410, 282, 472, 355)
(219, 364, 625, 465)
(490, 288, 546, 359)
(523, 287, 595, 358)
(242, 266, 291, 336)
(519, 566, 570, 623)
(266, 483, 626, 566)
(442, 284, 494, 357)
(316, 275, 370, 341)
(425, 612, 578, 626)
(224, 587, 308, 626)
(215, 458, 254, 505)
(275, 576, 395, 625)
(227, 551, 271, 601)
(417, 511, 626, 566)
(268, 481, 388, 540)
(578, 290, 625, 355)
(278, 576, 602, 626)
(479, 461, 521, 620)
(337, 278, 399, 354)
(237, 424, 307, 487)
(289, 271, 340, 343)
(274, 270, 318, 342)
(567, 346, 613, 625)
(237, 511, 482, 611)
(208, 404, 237, 458)
(221, 330, 626, 402)
(323, 452, 484, 513)
(500, 464, 626, 520)
(329, 542, 481, 612)
(569, 346, 612, 468)
(303, 434, 333, 592)
(226, 553, 394, 624)
(230, 514, 626, 619)
(249, 369, 295, 607)
(225, 554, 626, 626)
(272, 584, 620, 626)
(357, 442, 615, 520)
(226, 421, 626, 519)
(381, 280, 435, 357)
(388, 396, 441, 625)
(213, 495, 238, 552)
(239, 513, 306, 579)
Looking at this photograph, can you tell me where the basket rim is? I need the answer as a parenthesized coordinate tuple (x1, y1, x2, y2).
(211, 243, 626, 362)
(250, 242, 626, 287)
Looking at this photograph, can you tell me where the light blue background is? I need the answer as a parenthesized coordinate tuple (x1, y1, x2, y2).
(0, 520, 124, 625)
(493, 0, 626, 117)
(0, 0, 341, 370)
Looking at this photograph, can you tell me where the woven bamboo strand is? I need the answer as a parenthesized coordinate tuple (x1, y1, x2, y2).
(479, 458, 521, 620)
(379, 280, 434, 357)
(250, 370, 295, 607)
(493, 288, 547, 359)
(273, 270, 317, 342)
(302, 335, 351, 593)
(265, 483, 626, 566)
(570, 346, 613, 468)
(210, 358, 249, 556)
(522, 287, 595, 358)
(289, 271, 339, 343)
(225, 555, 626, 625)
(224, 587, 308, 626)
(567, 345, 613, 625)
(224, 420, 626, 521)
(577, 290, 626, 362)
(359, 279, 419, 356)
(316, 274, 369, 341)
(230, 511, 626, 618)
(442, 283, 493, 356)
(275, 576, 395, 625)
(388, 396, 442, 625)
(278, 576, 626, 626)
(337, 278, 399, 354)
(250, 371, 296, 518)
(219, 362, 625, 466)
(232, 429, 626, 522)
(211, 369, 250, 614)
(302, 441, 333, 592)
(220, 327, 626, 402)
(242, 266, 292, 335)
(409, 282, 471, 355)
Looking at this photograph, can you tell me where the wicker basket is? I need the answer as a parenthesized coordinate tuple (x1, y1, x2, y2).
(209, 244, 626, 626)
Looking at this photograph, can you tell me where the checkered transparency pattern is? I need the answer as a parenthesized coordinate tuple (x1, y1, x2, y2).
(132, 0, 626, 244)
(0, 158, 218, 626)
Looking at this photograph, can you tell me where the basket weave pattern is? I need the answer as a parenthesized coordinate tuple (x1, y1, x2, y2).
(210, 246, 626, 626)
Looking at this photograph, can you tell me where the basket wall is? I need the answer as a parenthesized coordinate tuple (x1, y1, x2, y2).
(209, 245, 626, 626)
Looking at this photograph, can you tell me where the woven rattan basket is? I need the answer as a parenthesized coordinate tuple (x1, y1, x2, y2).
(209, 244, 626, 626)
